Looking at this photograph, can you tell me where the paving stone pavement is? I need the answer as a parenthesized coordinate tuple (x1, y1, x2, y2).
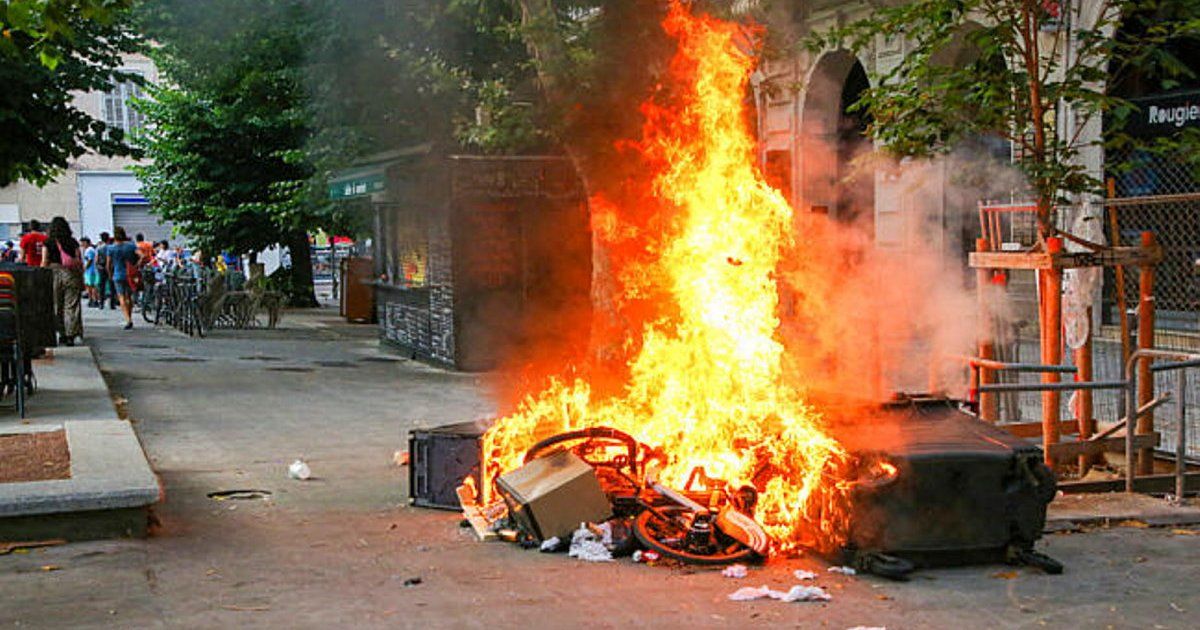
(1, 304, 1199, 629)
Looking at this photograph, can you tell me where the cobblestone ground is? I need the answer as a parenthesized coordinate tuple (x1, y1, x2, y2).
(1, 305, 1198, 629)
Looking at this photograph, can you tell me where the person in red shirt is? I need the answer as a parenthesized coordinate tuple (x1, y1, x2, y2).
(19, 219, 47, 267)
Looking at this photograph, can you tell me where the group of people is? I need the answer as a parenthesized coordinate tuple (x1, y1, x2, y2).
(4, 218, 194, 344)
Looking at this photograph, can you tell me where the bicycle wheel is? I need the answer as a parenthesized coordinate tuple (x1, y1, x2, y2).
(141, 287, 156, 323)
(633, 505, 757, 566)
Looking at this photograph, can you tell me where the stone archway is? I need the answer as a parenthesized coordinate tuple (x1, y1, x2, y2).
(797, 50, 874, 231)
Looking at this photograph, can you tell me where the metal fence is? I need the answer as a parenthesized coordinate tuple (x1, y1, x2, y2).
(994, 337, 1200, 459)
(1104, 149, 1200, 331)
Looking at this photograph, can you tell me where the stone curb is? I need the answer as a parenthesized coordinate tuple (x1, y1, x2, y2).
(0, 347, 160, 521)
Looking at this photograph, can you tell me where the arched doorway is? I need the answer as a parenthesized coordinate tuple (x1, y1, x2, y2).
(799, 50, 875, 233)
(836, 62, 874, 228)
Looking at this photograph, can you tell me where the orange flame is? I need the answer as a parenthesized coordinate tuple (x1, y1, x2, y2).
(482, 1, 850, 551)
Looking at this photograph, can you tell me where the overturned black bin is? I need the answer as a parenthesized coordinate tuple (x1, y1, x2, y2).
(408, 420, 489, 510)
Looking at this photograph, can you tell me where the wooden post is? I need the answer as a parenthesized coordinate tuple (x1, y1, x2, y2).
(1136, 231, 1157, 475)
(1041, 237, 1064, 468)
(1073, 308, 1095, 472)
(975, 238, 998, 422)
(1107, 178, 1131, 367)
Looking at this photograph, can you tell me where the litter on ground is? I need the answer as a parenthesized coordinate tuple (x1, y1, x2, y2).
(829, 565, 857, 575)
(568, 524, 614, 562)
(722, 564, 748, 578)
(287, 459, 311, 480)
(728, 584, 832, 603)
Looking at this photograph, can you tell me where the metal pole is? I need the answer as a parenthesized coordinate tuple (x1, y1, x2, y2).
(1177, 369, 1187, 501)
(1126, 362, 1137, 493)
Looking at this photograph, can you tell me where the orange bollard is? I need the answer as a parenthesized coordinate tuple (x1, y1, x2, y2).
(1136, 231, 1157, 475)
(975, 238, 998, 421)
(1073, 311, 1095, 472)
(1041, 237, 1064, 468)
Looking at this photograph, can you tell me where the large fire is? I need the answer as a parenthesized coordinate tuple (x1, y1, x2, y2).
(482, 1, 851, 550)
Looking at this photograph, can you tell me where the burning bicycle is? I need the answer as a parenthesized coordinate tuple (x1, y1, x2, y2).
(491, 426, 770, 565)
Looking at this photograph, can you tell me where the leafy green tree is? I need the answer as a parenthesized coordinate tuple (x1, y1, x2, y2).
(0, 0, 140, 186)
(809, 0, 1200, 240)
(134, 0, 329, 306)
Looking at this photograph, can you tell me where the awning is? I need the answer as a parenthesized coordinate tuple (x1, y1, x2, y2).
(328, 144, 432, 201)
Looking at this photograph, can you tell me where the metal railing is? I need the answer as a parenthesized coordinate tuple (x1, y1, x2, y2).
(959, 349, 1199, 497)
(1125, 349, 1200, 497)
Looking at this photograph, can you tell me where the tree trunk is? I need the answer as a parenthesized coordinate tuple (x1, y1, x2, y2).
(285, 229, 319, 308)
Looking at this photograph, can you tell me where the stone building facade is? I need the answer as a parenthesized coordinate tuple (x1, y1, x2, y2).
(751, 2, 1114, 263)
(0, 53, 170, 243)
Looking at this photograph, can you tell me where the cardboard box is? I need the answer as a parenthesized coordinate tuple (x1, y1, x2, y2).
(496, 450, 611, 541)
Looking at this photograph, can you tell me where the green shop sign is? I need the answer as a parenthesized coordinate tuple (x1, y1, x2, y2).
(329, 173, 385, 200)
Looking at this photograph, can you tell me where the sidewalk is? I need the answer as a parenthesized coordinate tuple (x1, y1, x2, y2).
(0, 344, 159, 540)
(3, 305, 1200, 628)
(0, 346, 120, 429)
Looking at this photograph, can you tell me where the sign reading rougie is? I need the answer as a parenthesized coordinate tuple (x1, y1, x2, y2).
(1127, 90, 1200, 138)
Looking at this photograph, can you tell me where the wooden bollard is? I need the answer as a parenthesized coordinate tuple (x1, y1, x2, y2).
(1041, 237, 1064, 467)
(1136, 231, 1157, 475)
(975, 238, 998, 422)
(1073, 309, 1095, 472)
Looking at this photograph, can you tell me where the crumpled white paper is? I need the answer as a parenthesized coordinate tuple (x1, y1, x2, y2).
(728, 585, 776, 601)
(828, 565, 857, 575)
(287, 459, 311, 480)
(794, 569, 817, 580)
(568, 524, 613, 562)
(776, 585, 833, 602)
(727, 584, 831, 603)
(722, 564, 748, 578)
(539, 537, 561, 552)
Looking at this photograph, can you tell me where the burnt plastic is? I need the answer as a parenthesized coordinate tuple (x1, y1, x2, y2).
(833, 396, 1057, 571)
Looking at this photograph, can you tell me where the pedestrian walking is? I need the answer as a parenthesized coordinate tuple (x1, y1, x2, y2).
(82, 237, 100, 307)
(41, 217, 84, 345)
(96, 232, 117, 310)
(105, 227, 145, 330)
(18, 219, 47, 266)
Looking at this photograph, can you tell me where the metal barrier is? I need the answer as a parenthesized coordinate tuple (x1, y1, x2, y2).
(962, 350, 1199, 497)
(1126, 350, 1200, 497)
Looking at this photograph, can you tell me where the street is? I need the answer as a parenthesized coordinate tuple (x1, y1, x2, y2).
(0, 306, 1194, 628)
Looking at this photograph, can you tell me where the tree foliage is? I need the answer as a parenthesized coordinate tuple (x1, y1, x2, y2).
(0, 0, 140, 186)
(134, 0, 328, 305)
(809, 0, 1200, 238)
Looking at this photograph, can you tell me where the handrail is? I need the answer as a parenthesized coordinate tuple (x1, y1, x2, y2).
(961, 349, 1198, 498)
(1124, 349, 1200, 494)
(953, 355, 1077, 373)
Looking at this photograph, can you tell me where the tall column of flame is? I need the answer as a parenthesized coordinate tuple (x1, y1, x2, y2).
(481, 0, 848, 549)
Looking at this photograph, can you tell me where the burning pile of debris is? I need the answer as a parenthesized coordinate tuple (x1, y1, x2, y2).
(407, 0, 1062, 582)
(462, 425, 770, 565)
(411, 394, 1062, 580)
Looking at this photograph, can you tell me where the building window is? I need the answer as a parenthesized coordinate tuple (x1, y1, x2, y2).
(102, 73, 145, 138)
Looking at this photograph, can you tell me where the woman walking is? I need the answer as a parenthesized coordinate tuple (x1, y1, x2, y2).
(105, 226, 144, 330)
(41, 217, 84, 345)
